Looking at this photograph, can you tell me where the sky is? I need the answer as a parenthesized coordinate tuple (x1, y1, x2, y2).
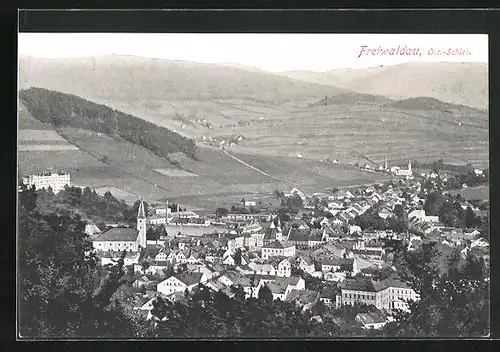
(18, 33, 488, 72)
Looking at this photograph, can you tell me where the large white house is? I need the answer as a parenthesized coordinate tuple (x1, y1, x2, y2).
(261, 240, 296, 260)
(22, 170, 71, 193)
(156, 272, 208, 296)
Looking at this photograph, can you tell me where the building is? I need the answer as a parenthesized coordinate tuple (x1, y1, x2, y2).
(92, 200, 147, 252)
(261, 240, 296, 260)
(356, 311, 389, 330)
(22, 170, 71, 193)
(156, 272, 207, 296)
(285, 289, 320, 312)
(319, 286, 341, 308)
(338, 277, 419, 312)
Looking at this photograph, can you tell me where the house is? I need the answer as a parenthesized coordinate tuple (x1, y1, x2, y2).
(287, 187, 306, 201)
(356, 311, 389, 330)
(265, 275, 306, 301)
(353, 257, 379, 274)
(349, 225, 362, 235)
(323, 243, 348, 258)
(167, 249, 189, 264)
(471, 237, 489, 249)
(99, 250, 141, 267)
(223, 252, 249, 266)
(261, 241, 296, 260)
(133, 276, 156, 289)
(186, 252, 204, 264)
(155, 251, 169, 262)
(321, 258, 354, 274)
(157, 272, 207, 296)
(296, 255, 315, 274)
(378, 208, 393, 220)
(227, 234, 245, 251)
(244, 232, 265, 250)
(286, 289, 320, 312)
(319, 286, 341, 308)
(242, 221, 263, 234)
(247, 262, 275, 276)
(266, 257, 292, 277)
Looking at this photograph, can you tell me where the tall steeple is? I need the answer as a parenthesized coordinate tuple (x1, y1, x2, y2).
(384, 155, 388, 170)
(408, 158, 412, 173)
(137, 199, 147, 248)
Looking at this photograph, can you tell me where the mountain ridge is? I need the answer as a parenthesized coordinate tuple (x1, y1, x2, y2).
(279, 62, 488, 110)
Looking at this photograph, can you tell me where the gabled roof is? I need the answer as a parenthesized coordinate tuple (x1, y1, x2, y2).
(357, 312, 386, 325)
(265, 256, 290, 266)
(288, 228, 310, 242)
(320, 286, 339, 299)
(286, 289, 320, 305)
(175, 272, 204, 286)
(322, 258, 354, 267)
(263, 240, 294, 249)
(93, 227, 138, 242)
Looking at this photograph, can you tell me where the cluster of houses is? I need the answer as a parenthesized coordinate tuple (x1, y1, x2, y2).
(87, 168, 488, 330)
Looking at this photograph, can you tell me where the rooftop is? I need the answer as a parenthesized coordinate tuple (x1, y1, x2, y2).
(357, 312, 387, 325)
(93, 227, 138, 242)
(176, 272, 204, 286)
(263, 240, 295, 249)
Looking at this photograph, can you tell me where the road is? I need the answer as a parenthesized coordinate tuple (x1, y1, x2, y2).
(221, 149, 295, 185)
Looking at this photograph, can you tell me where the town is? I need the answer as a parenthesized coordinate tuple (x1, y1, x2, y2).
(19, 160, 490, 337)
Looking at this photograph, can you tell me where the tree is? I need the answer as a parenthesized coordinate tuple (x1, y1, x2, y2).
(215, 207, 229, 218)
(19, 184, 38, 211)
(234, 248, 242, 266)
(383, 242, 489, 337)
(18, 203, 139, 337)
(464, 207, 480, 228)
(258, 284, 273, 303)
(146, 227, 158, 241)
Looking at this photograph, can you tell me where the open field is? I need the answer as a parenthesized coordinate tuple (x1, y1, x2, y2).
(94, 186, 139, 204)
(91, 95, 489, 170)
(19, 130, 68, 142)
(449, 185, 489, 201)
(18, 144, 80, 151)
(154, 169, 198, 177)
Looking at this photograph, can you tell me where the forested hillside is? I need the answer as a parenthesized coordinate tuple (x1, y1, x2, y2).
(19, 87, 197, 160)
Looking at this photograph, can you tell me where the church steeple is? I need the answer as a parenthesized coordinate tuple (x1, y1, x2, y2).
(137, 199, 147, 248)
(138, 199, 146, 219)
(408, 158, 412, 173)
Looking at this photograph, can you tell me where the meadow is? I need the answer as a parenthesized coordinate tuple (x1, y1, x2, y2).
(449, 185, 490, 201)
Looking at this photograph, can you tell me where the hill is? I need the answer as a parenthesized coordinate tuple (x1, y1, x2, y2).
(19, 55, 348, 103)
(18, 57, 489, 171)
(280, 62, 488, 110)
(18, 90, 391, 209)
(19, 87, 197, 160)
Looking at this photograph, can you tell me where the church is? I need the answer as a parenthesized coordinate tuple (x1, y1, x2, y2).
(92, 200, 147, 252)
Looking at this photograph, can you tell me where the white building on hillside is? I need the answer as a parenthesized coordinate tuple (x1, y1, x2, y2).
(22, 170, 71, 193)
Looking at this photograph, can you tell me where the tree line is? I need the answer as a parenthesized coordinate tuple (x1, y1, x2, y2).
(18, 186, 152, 338)
(19, 87, 197, 160)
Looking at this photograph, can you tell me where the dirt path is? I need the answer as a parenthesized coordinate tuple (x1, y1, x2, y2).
(222, 149, 295, 185)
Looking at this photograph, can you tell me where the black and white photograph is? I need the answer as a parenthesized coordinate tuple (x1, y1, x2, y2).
(17, 29, 490, 339)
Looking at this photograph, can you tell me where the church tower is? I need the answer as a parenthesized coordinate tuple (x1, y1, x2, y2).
(384, 155, 388, 170)
(137, 199, 147, 248)
(408, 158, 412, 173)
